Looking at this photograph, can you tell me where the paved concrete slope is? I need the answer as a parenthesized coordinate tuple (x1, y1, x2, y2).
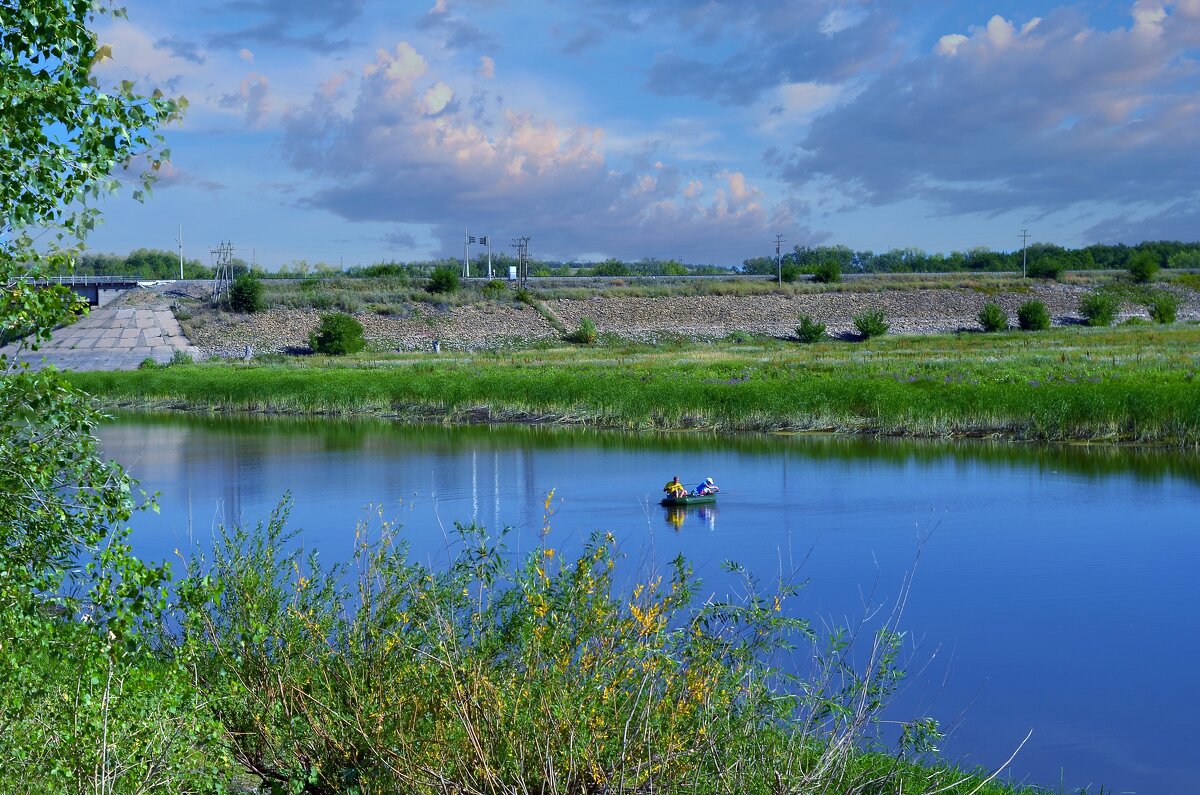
(1, 306, 201, 372)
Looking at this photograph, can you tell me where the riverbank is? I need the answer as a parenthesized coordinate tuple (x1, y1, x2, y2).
(69, 324, 1200, 445)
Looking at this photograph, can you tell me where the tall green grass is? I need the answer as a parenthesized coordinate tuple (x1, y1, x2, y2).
(166, 499, 1048, 794)
(70, 326, 1200, 444)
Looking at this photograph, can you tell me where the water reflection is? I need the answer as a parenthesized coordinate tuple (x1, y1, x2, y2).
(663, 504, 718, 532)
(109, 410, 1200, 487)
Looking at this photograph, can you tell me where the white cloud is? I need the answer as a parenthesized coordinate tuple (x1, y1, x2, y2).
(423, 82, 454, 115)
(283, 41, 787, 258)
(239, 48, 255, 62)
(477, 55, 495, 79)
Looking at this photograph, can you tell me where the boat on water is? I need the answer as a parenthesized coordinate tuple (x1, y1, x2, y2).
(660, 493, 717, 506)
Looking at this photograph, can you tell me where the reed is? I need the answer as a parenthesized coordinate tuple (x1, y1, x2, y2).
(69, 325, 1200, 445)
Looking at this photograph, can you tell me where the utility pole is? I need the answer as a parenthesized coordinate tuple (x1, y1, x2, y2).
(511, 236, 530, 289)
(176, 225, 184, 280)
(1019, 228, 1030, 278)
(774, 234, 785, 286)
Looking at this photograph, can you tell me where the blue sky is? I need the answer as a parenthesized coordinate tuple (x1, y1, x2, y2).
(86, 0, 1200, 269)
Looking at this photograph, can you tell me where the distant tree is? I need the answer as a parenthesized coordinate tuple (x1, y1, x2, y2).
(741, 256, 777, 275)
(592, 259, 632, 277)
(1167, 250, 1200, 269)
(1127, 251, 1160, 283)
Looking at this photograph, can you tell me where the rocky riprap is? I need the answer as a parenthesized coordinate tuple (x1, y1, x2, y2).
(117, 281, 1200, 358)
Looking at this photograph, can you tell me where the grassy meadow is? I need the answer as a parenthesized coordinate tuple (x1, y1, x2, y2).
(70, 323, 1200, 445)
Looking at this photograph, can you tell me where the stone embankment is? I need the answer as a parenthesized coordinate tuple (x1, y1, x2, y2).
(120, 281, 1200, 358)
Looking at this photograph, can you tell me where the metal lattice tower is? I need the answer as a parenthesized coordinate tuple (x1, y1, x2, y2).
(210, 241, 235, 301)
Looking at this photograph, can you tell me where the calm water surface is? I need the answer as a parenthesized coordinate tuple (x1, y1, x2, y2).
(98, 413, 1200, 795)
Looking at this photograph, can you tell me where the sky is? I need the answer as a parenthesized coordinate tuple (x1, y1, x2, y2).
(84, 0, 1200, 269)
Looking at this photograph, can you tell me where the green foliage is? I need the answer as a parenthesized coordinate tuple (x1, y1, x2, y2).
(569, 316, 599, 344)
(591, 258, 633, 277)
(0, 3, 220, 785)
(228, 272, 266, 313)
(309, 312, 366, 355)
(796, 314, 827, 343)
(170, 504, 961, 794)
(1128, 251, 1160, 283)
(780, 263, 801, 282)
(1016, 300, 1051, 331)
(1025, 258, 1064, 280)
(853, 309, 889, 339)
(481, 278, 508, 299)
(1079, 292, 1120, 326)
(1147, 292, 1178, 324)
(427, 266, 461, 294)
(813, 259, 842, 283)
(977, 302, 1008, 332)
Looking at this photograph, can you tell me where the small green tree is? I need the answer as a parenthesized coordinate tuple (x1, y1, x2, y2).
(1128, 251, 1160, 283)
(1017, 300, 1051, 331)
(977, 302, 1008, 332)
(1147, 292, 1178, 324)
(795, 314, 826, 343)
(1026, 258, 1065, 280)
(853, 309, 889, 339)
(309, 312, 366, 354)
(812, 260, 841, 283)
(780, 263, 801, 283)
(1079, 292, 1120, 326)
(427, 266, 460, 294)
(229, 272, 265, 313)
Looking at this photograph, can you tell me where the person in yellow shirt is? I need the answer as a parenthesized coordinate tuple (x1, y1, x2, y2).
(663, 475, 687, 499)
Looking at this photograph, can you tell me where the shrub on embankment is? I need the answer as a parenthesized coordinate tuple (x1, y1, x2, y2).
(69, 326, 1200, 445)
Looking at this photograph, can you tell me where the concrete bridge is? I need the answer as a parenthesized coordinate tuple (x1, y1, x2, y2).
(31, 275, 148, 307)
(2, 280, 202, 371)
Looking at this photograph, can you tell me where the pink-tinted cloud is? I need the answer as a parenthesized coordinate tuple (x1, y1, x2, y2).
(283, 41, 792, 259)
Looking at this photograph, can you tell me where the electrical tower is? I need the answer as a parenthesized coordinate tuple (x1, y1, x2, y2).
(511, 236, 530, 289)
(210, 241, 235, 301)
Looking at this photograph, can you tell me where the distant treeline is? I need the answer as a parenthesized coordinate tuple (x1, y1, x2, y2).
(744, 241, 1200, 275)
(64, 240, 1200, 280)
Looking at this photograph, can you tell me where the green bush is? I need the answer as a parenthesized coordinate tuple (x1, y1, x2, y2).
(977, 302, 1008, 332)
(1026, 259, 1064, 280)
(853, 309, 889, 339)
(229, 272, 266, 313)
(1079, 292, 1120, 326)
(780, 263, 801, 283)
(812, 260, 842, 284)
(481, 279, 507, 299)
(1016, 300, 1051, 331)
(1147, 292, 1178, 324)
(1128, 251, 1160, 283)
(569, 316, 598, 344)
(795, 314, 826, 343)
(427, 266, 461, 294)
(309, 312, 366, 355)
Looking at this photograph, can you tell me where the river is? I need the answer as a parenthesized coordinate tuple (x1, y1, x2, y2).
(98, 412, 1200, 795)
